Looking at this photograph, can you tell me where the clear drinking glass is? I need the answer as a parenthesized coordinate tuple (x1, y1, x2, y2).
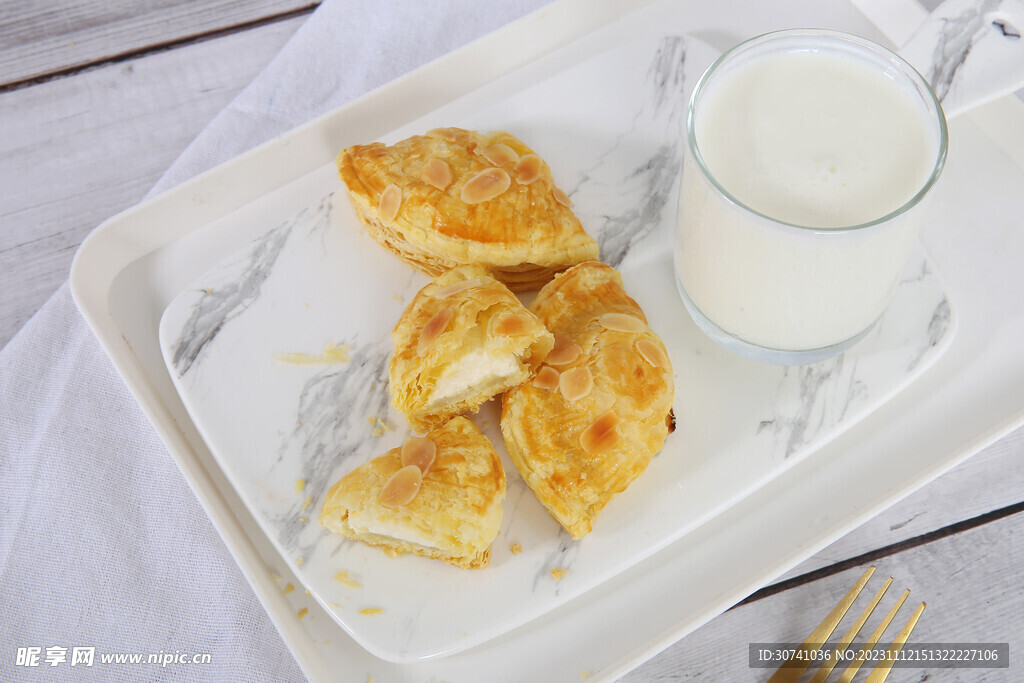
(674, 29, 948, 365)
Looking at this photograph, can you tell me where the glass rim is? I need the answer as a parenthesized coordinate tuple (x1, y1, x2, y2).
(686, 28, 949, 234)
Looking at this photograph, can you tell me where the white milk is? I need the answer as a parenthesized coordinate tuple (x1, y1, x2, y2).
(675, 45, 942, 354)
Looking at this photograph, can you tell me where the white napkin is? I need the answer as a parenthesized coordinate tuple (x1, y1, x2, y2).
(0, 1, 549, 680)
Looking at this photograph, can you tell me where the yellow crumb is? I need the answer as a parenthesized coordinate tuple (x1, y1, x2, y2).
(297, 608, 309, 619)
(283, 584, 295, 595)
(328, 603, 344, 609)
(270, 573, 282, 581)
(369, 416, 392, 438)
(509, 543, 522, 555)
(274, 342, 350, 365)
(295, 479, 305, 493)
(334, 570, 361, 588)
(359, 608, 384, 616)
(580, 671, 592, 679)
(302, 497, 313, 511)
(551, 568, 568, 581)
(299, 517, 308, 524)
(304, 590, 311, 596)
(392, 294, 403, 302)
(296, 557, 305, 566)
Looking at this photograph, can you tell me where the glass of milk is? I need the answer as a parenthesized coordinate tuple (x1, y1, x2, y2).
(674, 29, 948, 364)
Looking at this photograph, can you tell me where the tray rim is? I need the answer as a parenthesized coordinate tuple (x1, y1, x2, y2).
(68, 0, 1024, 679)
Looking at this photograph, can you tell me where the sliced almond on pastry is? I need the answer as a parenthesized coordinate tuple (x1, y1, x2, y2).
(401, 437, 437, 474)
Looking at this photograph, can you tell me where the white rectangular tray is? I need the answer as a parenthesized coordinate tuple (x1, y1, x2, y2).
(70, 0, 1024, 679)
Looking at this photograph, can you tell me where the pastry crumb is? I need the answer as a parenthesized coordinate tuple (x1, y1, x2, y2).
(392, 294, 403, 302)
(550, 568, 568, 581)
(359, 608, 384, 616)
(328, 603, 343, 609)
(297, 608, 309, 619)
(270, 573, 282, 581)
(274, 342, 350, 365)
(580, 670, 592, 679)
(295, 479, 306, 493)
(299, 517, 308, 524)
(296, 556, 305, 566)
(283, 584, 295, 595)
(369, 416, 392, 437)
(302, 496, 313, 511)
(509, 543, 522, 555)
(334, 570, 361, 588)
(304, 589, 311, 596)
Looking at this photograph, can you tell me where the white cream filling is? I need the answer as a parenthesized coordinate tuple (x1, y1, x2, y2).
(427, 348, 521, 408)
(347, 511, 443, 551)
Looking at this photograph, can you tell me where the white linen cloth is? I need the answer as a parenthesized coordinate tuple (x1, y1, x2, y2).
(0, 1, 549, 679)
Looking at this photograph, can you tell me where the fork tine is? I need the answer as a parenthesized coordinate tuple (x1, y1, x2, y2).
(809, 576, 893, 683)
(768, 566, 876, 683)
(836, 588, 910, 683)
(863, 601, 927, 683)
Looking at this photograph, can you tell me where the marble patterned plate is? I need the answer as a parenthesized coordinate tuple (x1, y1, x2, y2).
(158, 34, 955, 663)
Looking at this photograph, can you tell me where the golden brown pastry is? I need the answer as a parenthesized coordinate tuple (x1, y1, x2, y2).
(318, 417, 506, 569)
(500, 262, 675, 539)
(336, 127, 599, 291)
(390, 264, 554, 434)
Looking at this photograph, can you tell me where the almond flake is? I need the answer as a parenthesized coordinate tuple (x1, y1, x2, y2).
(598, 313, 646, 333)
(635, 338, 669, 368)
(434, 278, 484, 298)
(421, 158, 453, 191)
(514, 154, 543, 184)
(559, 366, 594, 402)
(479, 143, 520, 166)
(380, 465, 422, 507)
(460, 168, 512, 204)
(426, 128, 459, 142)
(546, 333, 581, 365)
(417, 306, 454, 356)
(532, 366, 560, 391)
(552, 186, 573, 208)
(580, 410, 621, 454)
(401, 437, 436, 474)
(494, 312, 532, 337)
(379, 184, 402, 222)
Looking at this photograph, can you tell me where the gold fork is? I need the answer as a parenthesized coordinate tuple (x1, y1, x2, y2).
(768, 566, 926, 683)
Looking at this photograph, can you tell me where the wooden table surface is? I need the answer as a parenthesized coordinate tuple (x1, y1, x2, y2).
(2, 1, 1021, 680)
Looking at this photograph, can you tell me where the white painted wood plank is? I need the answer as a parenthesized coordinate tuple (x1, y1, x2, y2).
(626, 506, 1024, 681)
(0, 0, 313, 85)
(775, 427, 1024, 581)
(0, 16, 304, 349)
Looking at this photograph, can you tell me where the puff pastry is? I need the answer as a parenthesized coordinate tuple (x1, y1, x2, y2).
(318, 417, 506, 569)
(336, 127, 599, 291)
(500, 262, 675, 539)
(391, 264, 554, 434)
